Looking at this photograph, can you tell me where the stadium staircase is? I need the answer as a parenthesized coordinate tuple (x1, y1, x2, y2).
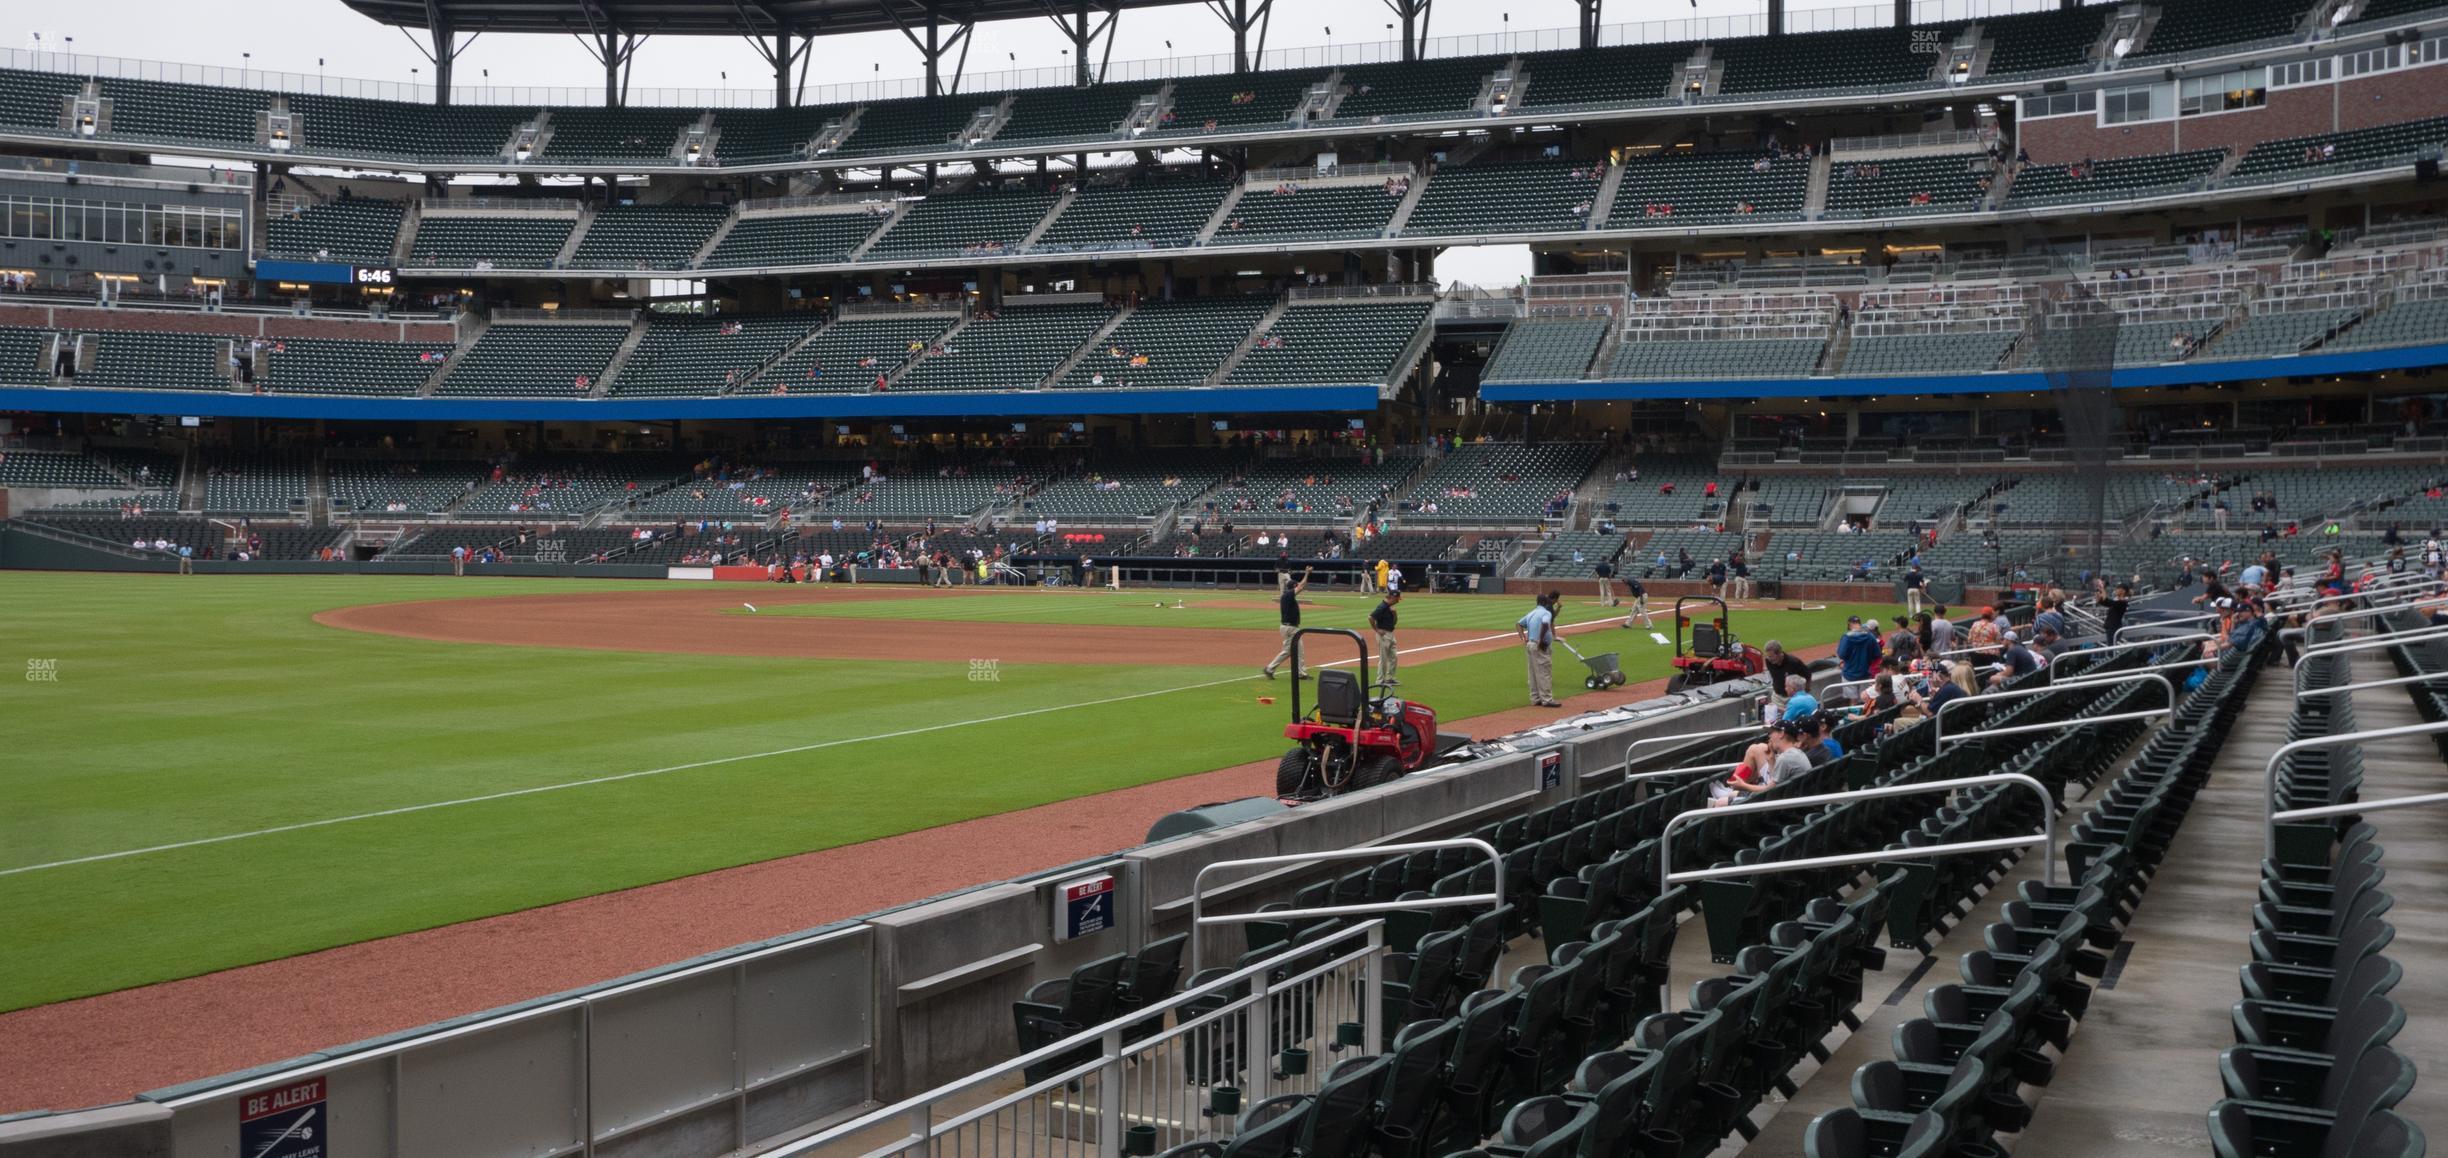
(1386, 176, 1430, 235)
(390, 200, 423, 265)
(886, 314, 973, 388)
(724, 318, 832, 394)
(1806, 153, 1834, 219)
(417, 315, 488, 396)
(176, 446, 202, 511)
(553, 205, 596, 267)
(1384, 305, 1439, 398)
(1207, 299, 1290, 385)
(1043, 307, 1133, 387)
(1018, 184, 1078, 249)
(1589, 159, 1628, 228)
(1983, 164, 2020, 209)
(593, 318, 654, 398)
(688, 209, 743, 268)
(847, 198, 915, 261)
(1820, 320, 1855, 374)
(1196, 183, 1248, 245)
(742, 316, 840, 393)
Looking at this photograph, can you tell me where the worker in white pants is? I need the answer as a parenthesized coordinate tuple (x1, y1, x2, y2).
(1371, 590, 1402, 686)
(1518, 590, 1561, 707)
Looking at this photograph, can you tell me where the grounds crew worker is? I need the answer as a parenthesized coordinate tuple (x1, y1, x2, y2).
(1371, 590, 1402, 686)
(1594, 556, 1617, 606)
(1261, 566, 1313, 681)
(1518, 589, 1562, 707)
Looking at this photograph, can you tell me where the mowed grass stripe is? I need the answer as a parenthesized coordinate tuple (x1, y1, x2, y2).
(0, 573, 1888, 1011)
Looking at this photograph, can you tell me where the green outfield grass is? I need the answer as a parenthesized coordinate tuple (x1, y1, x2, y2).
(0, 572, 1891, 1013)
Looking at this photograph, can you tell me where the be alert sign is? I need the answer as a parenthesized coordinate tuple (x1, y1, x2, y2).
(240, 1077, 326, 1158)
(1057, 874, 1116, 942)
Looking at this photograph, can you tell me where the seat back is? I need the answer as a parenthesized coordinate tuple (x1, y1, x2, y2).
(1691, 622, 1724, 656)
(1125, 934, 1189, 1002)
(1378, 1019, 1458, 1141)
(1297, 1056, 1391, 1158)
(1222, 1098, 1311, 1158)
(1316, 669, 1363, 726)
(1067, 953, 1130, 1022)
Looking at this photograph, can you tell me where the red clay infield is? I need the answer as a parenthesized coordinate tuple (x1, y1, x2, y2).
(0, 588, 1837, 1115)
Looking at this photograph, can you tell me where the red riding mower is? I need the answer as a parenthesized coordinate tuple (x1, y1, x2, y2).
(1666, 595, 1764, 693)
(1275, 628, 1466, 800)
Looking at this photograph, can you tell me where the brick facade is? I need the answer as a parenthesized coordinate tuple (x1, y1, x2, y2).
(2171, 86, 2334, 154)
(2339, 65, 2448, 131)
(2017, 114, 2175, 163)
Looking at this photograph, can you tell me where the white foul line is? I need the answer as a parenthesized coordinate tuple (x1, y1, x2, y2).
(2, 622, 1603, 878)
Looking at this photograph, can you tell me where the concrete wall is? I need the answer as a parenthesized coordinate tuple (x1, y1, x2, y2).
(0, 1105, 170, 1158)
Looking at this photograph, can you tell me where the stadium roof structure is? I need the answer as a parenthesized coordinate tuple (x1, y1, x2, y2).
(341, 0, 1191, 38)
(337, 0, 1453, 105)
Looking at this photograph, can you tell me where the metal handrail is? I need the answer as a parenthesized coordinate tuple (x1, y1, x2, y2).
(2294, 626, 2448, 672)
(774, 920, 1386, 1158)
(2115, 611, 2223, 642)
(2046, 633, 2212, 678)
(1930, 672, 2175, 751)
(1189, 838, 1501, 968)
(1623, 760, 1750, 795)
(1622, 718, 1768, 773)
(2305, 593, 2447, 631)
(2303, 620, 2448, 655)
(2051, 656, 2214, 688)
(1655, 771, 2060, 1011)
(2262, 720, 2448, 857)
(2295, 670, 2448, 700)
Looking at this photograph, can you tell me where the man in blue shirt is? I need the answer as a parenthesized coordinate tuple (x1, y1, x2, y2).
(1836, 615, 1883, 685)
(1780, 675, 1820, 721)
(1517, 591, 1560, 707)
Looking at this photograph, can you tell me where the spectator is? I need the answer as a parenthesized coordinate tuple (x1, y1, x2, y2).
(1991, 630, 2042, 685)
(1780, 675, 1820, 722)
(1760, 640, 1812, 693)
(1886, 614, 1922, 664)
(1836, 615, 1884, 684)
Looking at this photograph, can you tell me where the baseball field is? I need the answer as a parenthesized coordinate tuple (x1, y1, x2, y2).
(1, 571, 1890, 1015)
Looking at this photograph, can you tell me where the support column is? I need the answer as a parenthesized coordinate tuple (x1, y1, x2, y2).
(410, 13, 477, 106)
(1390, 0, 1432, 61)
(1894, 0, 1910, 29)
(1769, 0, 1786, 35)
(1578, 0, 1602, 49)
(431, 19, 456, 103)
(883, 2, 972, 97)
(1216, 0, 1275, 74)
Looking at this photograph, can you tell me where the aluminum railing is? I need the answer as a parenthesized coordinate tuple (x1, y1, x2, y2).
(1188, 838, 1502, 971)
(1930, 672, 2175, 751)
(2302, 593, 2448, 633)
(1622, 718, 1770, 774)
(2296, 626, 2448, 669)
(2046, 633, 2212, 678)
(2261, 720, 2448, 858)
(2114, 611, 2231, 642)
(1654, 771, 2061, 1011)
(775, 922, 1386, 1158)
